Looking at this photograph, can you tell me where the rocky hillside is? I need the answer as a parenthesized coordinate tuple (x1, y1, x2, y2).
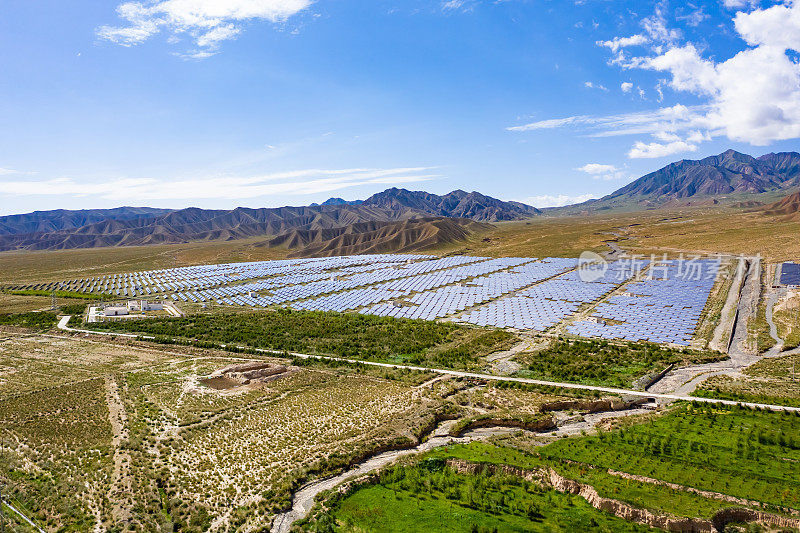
(586, 150, 800, 209)
(362, 188, 539, 221)
(264, 217, 491, 257)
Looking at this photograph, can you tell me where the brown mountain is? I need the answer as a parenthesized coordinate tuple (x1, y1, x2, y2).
(0, 188, 530, 252)
(584, 150, 800, 209)
(362, 188, 539, 221)
(763, 191, 800, 220)
(264, 217, 491, 257)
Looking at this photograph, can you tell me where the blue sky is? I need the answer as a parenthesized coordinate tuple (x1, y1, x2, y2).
(1, 0, 799, 215)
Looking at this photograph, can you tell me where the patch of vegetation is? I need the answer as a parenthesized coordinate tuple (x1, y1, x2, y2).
(86, 309, 515, 369)
(539, 403, 800, 511)
(0, 311, 58, 330)
(516, 339, 724, 388)
(300, 461, 656, 532)
(427, 329, 516, 369)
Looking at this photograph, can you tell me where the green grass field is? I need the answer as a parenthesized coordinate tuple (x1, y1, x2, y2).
(516, 339, 724, 389)
(308, 463, 656, 533)
(423, 442, 734, 520)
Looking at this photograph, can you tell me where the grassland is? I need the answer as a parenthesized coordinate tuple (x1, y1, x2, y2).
(86, 309, 518, 369)
(0, 334, 184, 531)
(538, 403, 800, 510)
(617, 208, 800, 263)
(0, 331, 454, 531)
(515, 339, 724, 389)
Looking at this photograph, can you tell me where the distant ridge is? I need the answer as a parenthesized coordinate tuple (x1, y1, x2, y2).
(0, 206, 172, 236)
(763, 190, 800, 220)
(363, 188, 539, 221)
(0, 188, 531, 253)
(572, 150, 800, 211)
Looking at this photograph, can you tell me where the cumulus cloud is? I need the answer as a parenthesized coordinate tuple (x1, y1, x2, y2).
(0, 167, 438, 201)
(597, 34, 649, 53)
(576, 163, 631, 180)
(632, 2, 800, 146)
(621, 82, 634, 92)
(98, 0, 312, 57)
(511, 1, 800, 158)
(524, 193, 596, 208)
(628, 140, 698, 159)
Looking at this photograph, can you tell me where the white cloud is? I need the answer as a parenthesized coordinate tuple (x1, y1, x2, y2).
(516, 1, 800, 158)
(628, 140, 698, 159)
(0, 168, 19, 176)
(642, 3, 681, 44)
(621, 82, 634, 92)
(442, 0, 468, 11)
(575, 163, 631, 180)
(678, 7, 710, 27)
(524, 194, 596, 208)
(597, 34, 648, 52)
(584, 81, 608, 91)
(0, 167, 439, 201)
(98, 0, 312, 57)
(508, 104, 708, 138)
(723, 0, 760, 10)
(630, 1, 800, 146)
(506, 115, 591, 132)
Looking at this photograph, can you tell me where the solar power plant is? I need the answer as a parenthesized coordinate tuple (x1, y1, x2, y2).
(781, 262, 800, 286)
(38, 253, 725, 346)
(566, 259, 719, 346)
(454, 259, 640, 331)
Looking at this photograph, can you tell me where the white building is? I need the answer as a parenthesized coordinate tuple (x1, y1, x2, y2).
(104, 306, 129, 317)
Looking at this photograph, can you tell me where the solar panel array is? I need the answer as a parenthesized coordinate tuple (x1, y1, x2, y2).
(455, 260, 638, 331)
(41, 252, 723, 346)
(781, 262, 800, 286)
(566, 259, 719, 345)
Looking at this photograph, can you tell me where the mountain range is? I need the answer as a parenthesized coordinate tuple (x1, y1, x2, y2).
(0, 189, 535, 254)
(2, 149, 799, 255)
(582, 149, 800, 209)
